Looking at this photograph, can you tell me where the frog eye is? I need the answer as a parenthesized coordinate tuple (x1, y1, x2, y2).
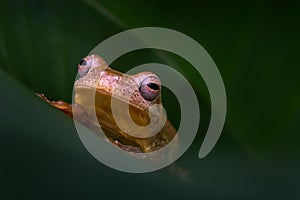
(79, 59, 87, 66)
(78, 58, 92, 76)
(139, 76, 161, 101)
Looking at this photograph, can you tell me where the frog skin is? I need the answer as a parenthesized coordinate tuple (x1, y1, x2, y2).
(38, 54, 177, 153)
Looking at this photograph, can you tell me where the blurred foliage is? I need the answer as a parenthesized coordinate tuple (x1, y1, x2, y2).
(0, 0, 299, 199)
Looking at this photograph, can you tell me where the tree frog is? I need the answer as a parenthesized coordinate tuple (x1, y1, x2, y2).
(38, 54, 177, 153)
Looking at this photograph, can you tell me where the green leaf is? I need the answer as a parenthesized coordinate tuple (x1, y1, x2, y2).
(1, 0, 299, 199)
(97, 0, 300, 152)
(0, 0, 123, 101)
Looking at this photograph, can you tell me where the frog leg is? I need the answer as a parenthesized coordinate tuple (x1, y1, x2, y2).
(36, 93, 73, 117)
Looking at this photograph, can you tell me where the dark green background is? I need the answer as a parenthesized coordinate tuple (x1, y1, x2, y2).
(1, 0, 299, 199)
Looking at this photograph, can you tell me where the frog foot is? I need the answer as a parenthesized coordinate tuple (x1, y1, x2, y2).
(36, 93, 73, 117)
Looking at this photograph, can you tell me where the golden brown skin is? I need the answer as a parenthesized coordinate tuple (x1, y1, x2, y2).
(38, 54, 177, 153)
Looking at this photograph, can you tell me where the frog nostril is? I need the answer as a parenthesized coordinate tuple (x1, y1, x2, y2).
(147, 83, 159, 90)
(79, 59, 87, 66)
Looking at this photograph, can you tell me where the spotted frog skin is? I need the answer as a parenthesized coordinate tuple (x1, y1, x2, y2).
(38, 54, 177, 153)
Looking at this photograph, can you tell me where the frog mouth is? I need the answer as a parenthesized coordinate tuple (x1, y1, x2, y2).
(73, 87, 164, 153)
